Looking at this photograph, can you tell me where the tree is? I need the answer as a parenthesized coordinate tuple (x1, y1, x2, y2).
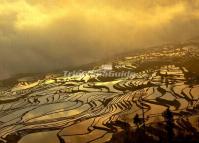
(163, 108, 174, 143)
(133, 114, 142, 129)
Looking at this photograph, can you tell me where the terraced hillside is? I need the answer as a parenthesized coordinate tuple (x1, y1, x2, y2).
(0, 43, 199, 143)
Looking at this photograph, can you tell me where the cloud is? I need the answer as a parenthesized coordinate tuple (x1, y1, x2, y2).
(0, 0, 199, 79)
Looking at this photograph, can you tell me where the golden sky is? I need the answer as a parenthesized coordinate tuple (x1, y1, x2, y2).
(0, 0, 188, 29)
(0, 0, 199, 78)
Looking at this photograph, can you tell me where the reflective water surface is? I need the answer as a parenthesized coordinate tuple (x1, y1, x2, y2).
(0, 44, 199, 143)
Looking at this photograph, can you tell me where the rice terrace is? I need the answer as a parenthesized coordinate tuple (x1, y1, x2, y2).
(0, 42, 199, 143)
(1, 1, 199, 143)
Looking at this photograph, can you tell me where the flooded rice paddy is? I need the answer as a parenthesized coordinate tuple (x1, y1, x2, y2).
(0, 44, 199, 143)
